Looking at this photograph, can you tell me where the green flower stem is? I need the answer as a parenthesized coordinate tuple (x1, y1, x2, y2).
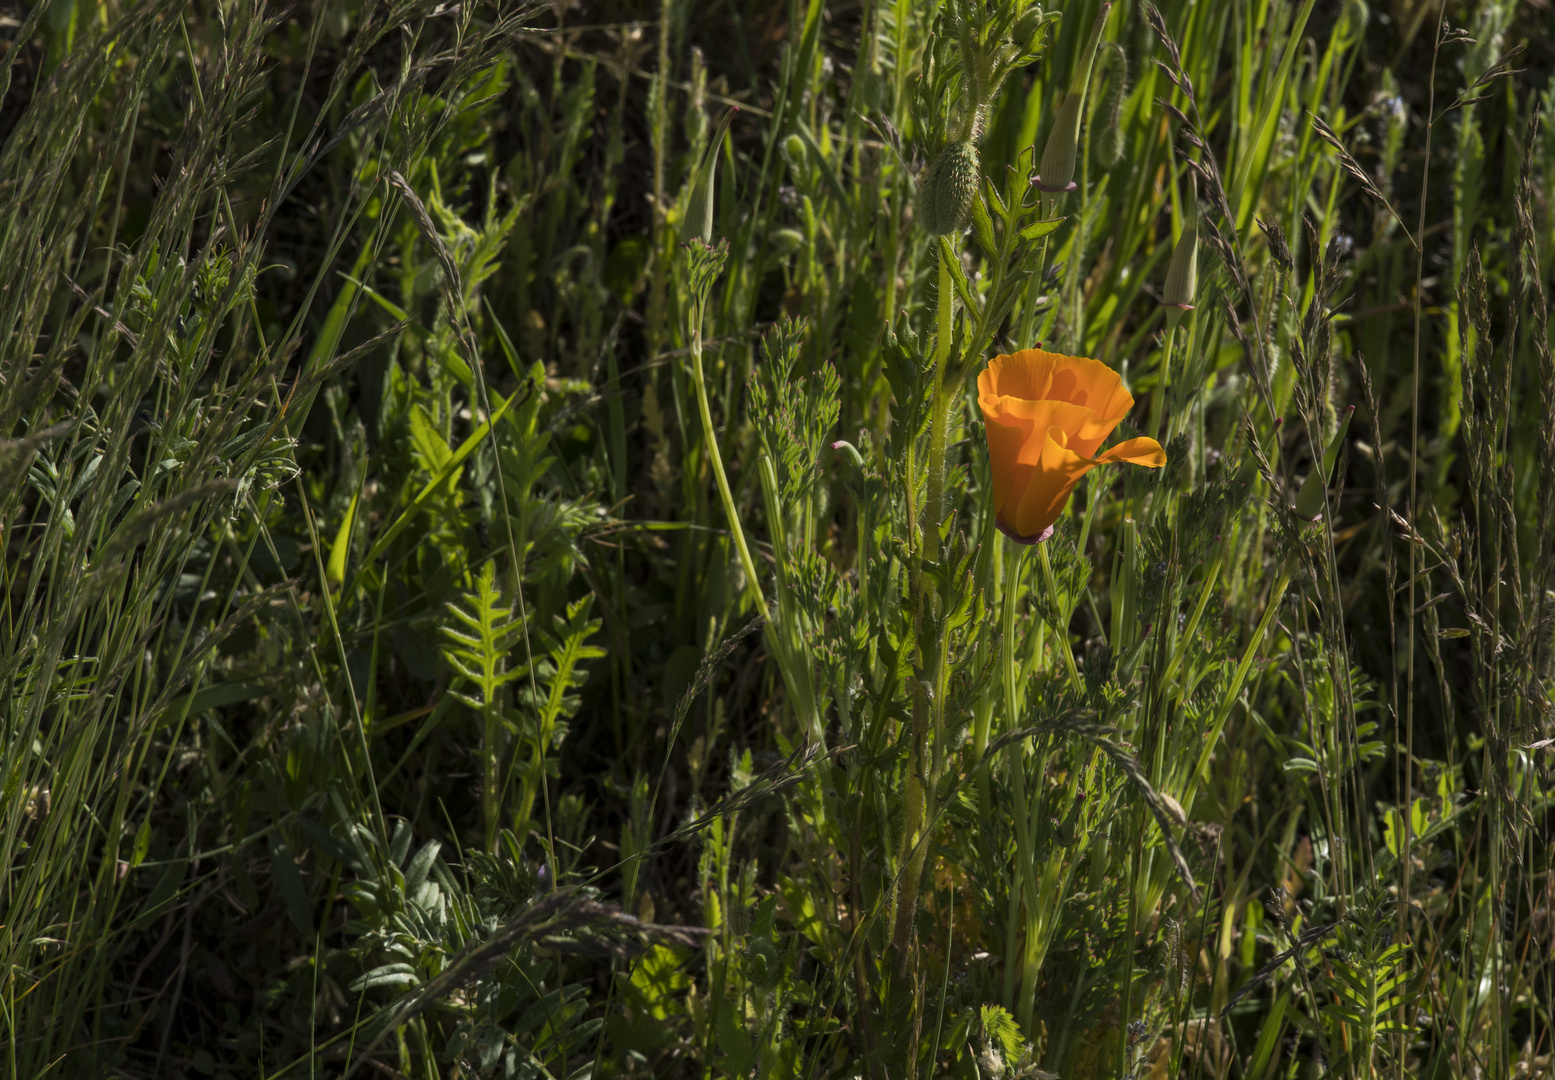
(756, 454, 821, 739)
(925, 243, 955, 564)
(1183, 559, 1292, 792)
(972, 539, 1019, 800)
(890, 239, 959, 958)
(1148, 321, 1176, 441)
(1159, 549, 1223, 691)
(998, 541, 1031, 1009)
(688, 303, 765, 618)
(1015, 230, 1054, 350)
(686, 277, 822, 743)
(1039, 541, 1083, 692)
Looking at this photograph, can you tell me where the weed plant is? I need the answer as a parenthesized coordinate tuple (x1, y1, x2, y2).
(1, 0, 1552, 1077)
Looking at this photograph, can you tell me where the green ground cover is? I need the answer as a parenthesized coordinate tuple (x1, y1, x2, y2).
(1, 0, 1552, 1076)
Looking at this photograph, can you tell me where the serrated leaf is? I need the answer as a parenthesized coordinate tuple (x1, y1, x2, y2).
(972, 193, 998, 255)
(1019, 217, 1064, 241)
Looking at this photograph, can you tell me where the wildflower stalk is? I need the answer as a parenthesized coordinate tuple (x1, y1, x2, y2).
(686, 259, 764, 620)
(1155, 193, 1198, 438)
(1148, 323, 1175, 441)
(1159, 549, 1224, 690)
(1039, 540, 1083, 692)
(891, 238, 958, 958)
(998, 540, 1033, 1010)
(1184, 558, 1293, 790)
(683, 241, 821, 740)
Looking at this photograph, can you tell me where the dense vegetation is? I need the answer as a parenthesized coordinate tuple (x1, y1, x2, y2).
(1, 0, 1552, 1076)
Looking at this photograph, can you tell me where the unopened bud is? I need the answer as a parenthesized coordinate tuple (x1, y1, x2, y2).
(783, 133, 806, 168)
(1162, 200, 1199, 328)
(1292, 405, 1356, 520)
(680, 107, 739, 245)
(1035, 3, 1111, 193)
(915, 140, 980, 235)
(769, 227, 805, 255)
(1014, 7, 1048, 54)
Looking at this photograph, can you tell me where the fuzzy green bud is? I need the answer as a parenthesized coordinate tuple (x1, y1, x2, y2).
(783, 132, 806, 168)
(1162, 201, 1199, 329)
(1014, 7, 1046, 53)
(915, 140, 980, 235)
(1292, 405, 1355, 521)
(769, 227, 805, 256)
(1036, 3, 1111, 193)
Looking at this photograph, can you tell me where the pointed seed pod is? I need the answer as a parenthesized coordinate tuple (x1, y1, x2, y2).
(680, 107, 739, 246)
(1162, 199, 1200, 329)
(916, 140, 980, 235)
(1292, 405, 1356, 521)
(1036, 3, 1111, 192)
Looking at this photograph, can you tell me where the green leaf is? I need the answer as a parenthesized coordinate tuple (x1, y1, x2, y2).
(408, 404, 454, 474)
(130, 819, 151, 869)
(352, 386, 522, 587)
(980, 1004, 1024, 1063)
(972, 189, 998, 255)
(1228, 0, 1318, 227)
(1019, 217, 1064, 242)
(440, 562, 523, 710)
(298, 817, 364, 873)
(327, 488, 358, 586)
(715, 998, 756, 1074)
(792, 117, 848, 209)
(1248, 991, 1289, 1078)
(268, 836, 315, 938)
(349, 963, 419, 992)
(404, 841, 442, 896)
(156, 682, 264, 727)
(937, 235, 978, 315)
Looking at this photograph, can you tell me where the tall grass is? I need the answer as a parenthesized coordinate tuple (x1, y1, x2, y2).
(1, 0, 1551, 1077)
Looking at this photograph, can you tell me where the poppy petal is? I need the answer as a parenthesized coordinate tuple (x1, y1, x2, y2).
(980, 397, 1093, 514)
(1097, 436, 1167, 468)
(1005, 426, 1099, 539)
(988, 351, 1134, 457)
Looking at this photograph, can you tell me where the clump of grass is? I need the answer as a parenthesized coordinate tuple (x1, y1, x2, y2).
(2, 0, 1551, 1077)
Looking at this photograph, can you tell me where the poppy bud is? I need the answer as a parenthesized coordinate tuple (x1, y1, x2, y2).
(1292, 405, 1355, 521)
(1036, 3, 1111, 193)
(1162, 199, 1199, 328)
(783, 133, 806, 168)
(769, 227, 805, 256)
(916, 140, 980, 235)
(1014, 7, 1047, 53)
(680, 107, 739, 245)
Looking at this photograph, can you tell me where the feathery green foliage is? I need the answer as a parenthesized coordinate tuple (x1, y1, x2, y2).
(2, 0, 1552, 1077)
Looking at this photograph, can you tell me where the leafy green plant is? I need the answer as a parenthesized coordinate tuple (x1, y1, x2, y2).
(3, 0, 1553, 1076)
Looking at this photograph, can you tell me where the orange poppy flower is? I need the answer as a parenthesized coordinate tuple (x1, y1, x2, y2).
(977, 348, 1166, 543)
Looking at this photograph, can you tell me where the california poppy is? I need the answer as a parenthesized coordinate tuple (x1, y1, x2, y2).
(977, 349, 1166, 543)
